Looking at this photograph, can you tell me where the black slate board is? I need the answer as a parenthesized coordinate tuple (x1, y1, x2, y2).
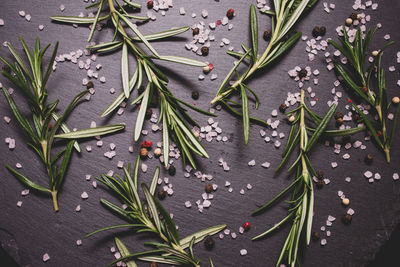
(1, 0, 400, 266)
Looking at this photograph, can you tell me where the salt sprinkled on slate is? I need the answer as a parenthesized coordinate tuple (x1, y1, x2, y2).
(81, 192, 88, 199)
(240, 249, 247, 256)
(75, 205, 81, 212)
(42, 253, 50, 262)
(17, 201, 23, 207)
(394, 173, 399, 181)
(0, 19, 5, 26)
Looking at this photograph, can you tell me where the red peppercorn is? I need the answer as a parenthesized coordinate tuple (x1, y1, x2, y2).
(242, 221, 251, 231)
(141, 140, 152, 148)
(216, 20, 222, 26)
(208, 63, 214, 70)
(147, 1, 154, 9)
(347, 98, 353, 103)
(226, 8, 235, 19)
(48, 123, 52, 129)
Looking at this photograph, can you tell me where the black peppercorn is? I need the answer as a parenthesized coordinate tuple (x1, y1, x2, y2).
(279, 103, 288, 113)
(193, 27, 200, 36)
(319, 26, 326, 36)
(349, 13, 358, 21)
(205, 184, 213, 193)
(201, 46, 209, 56)
(316, 170, 324, 180)
(2, 65, 11, 73)
(364, 153, 374, 165)
(312, 26, 320, 38)
(353, 112, 361, 122)
(150, 262, 157, 267)
(204, 235, 215, 250)
(312, 231, 321, 241)
(145, 108, 153, 119)
(168, 165, 176, 176)
(192, 90, 199, 100)
(316, 180, 324, 189)
(86, 81, 94, 89)
(157, 189, 167, 200)
(342, 214, 352, 225)
(147, 1, 154, 9)
(298, 68, 307, 79)
(263, 30, 272, 41)
(334, 112, 344, 120)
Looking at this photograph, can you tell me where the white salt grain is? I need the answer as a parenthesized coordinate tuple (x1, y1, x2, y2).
(76, 239, 82, 246)
(248, 160, 256, 166)
(42, 253, 50, 262)
(17, 201, 23, 207)
(81, 192, 88, 199)
(240, 249, 247, 256)
(393, 173, 399, 181)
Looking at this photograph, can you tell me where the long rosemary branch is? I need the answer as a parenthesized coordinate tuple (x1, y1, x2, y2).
(252, 90, 337, 266)
(0, 37, 124, 211)
(51, 0, 213, 168)
(87, 156, 226, 266)
(329, 26, 400, 163)
(210, 1, 319, 144)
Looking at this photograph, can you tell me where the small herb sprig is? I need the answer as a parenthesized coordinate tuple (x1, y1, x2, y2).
(0, 37, 125, 211)
(210, 1, 318, 144)
(51, 0, 214, 168)
(329, 27, 400, 163)
(250, 90, 366, 266)
(87, 156, 226, 266)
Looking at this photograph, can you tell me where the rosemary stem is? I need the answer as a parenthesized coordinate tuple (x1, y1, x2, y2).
(210, 3, 285, 105)
(51, 190, 59, 212)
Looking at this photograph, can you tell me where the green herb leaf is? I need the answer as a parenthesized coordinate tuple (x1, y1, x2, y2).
(132, 26, 190, 41)
(158, 55, 207, 67)
(55, 124, 125, 139)
(115, 237, 138, 267)
(5, 165, 51, 193)
(240, 84, 250, 145)
(250, 4, 258, 61)
(134, 84, 151, 141)
(179, 224, 226, 249)
(121, 42, 130, 98)
(50, 14, 110, 24)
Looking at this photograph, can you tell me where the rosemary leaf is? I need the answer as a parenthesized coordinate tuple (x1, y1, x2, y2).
(54, 124, 125, 139)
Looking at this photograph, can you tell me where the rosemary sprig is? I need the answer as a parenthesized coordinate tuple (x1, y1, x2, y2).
(0, 37, 125, 211)
(210, 1, 318, 144)
(252, 90, 338, 266)
(51, 0, 214, 168)
(87, 156, 226, 266)
(329, 26, 400, 163)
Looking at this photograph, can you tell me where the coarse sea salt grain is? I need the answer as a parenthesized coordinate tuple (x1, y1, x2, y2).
(81, 192, 88, 199)
(76, 239, 82, 246)
(240, 249, 247, 256)
(393, 173, 399, 181)
(248, 160, 256, 166)
(42, 253, 50, 262)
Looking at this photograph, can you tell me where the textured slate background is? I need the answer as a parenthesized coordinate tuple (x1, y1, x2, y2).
(1, 0, 400, 266)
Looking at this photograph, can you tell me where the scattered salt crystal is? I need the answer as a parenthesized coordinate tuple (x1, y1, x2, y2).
(38, 25, 44, 31)
(247, 184, 252, 190)
(240, 249, 247, 256)
(81, 192, 88, 199)
(76, 239, 82, 246)
(248, 160, 256, 166)
(374, 173, 381, 180)
(240, 189, 245, 195)
(342, 153, 350, 160)
(393, 173, 399, 181)
(21, 189, 29, 196)
(75, 205, 81, 212)
(347, 208, 355, 215)
(141, 164, 148, 173)
(345, 177, 351, 183)
(42, 253, 50, 262)
(185, 201, 192, 208)
(321, 239, 327, 246)
(225, 181, 231, 187)
(17, 201, 23, 207)
(19, 10, 26, 17)
(328, 215, 336, 222)
(364, 171, 373, 178)
(179, 7, 185, 15)
(16, 163, 22, 169)
(60, 4, 65, 11)
(219, 233, 224, 239)
(261, 162, 270, 168)
(25, 14, 31, 22)
(231, 232, 237, 239)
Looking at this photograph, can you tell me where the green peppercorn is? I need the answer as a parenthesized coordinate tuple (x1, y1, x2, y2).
(342, 214, 352, 225)
(86, 81, 94, 89)
(192, 90, 199, 100)
(279, 103, 288, 113)
(312, 231, 321, 241)
(263, 30, 272, 41)
(201, 46, 209, 56)
(157, 189, 167, 200)
(204, 235, 215, 250)
(168, 165, 176, 176)
(364, 153, 374, 165)
(205, 184, 213, 193)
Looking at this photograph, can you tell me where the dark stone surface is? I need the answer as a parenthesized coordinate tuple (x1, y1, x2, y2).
(0, 0, 400, 266)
